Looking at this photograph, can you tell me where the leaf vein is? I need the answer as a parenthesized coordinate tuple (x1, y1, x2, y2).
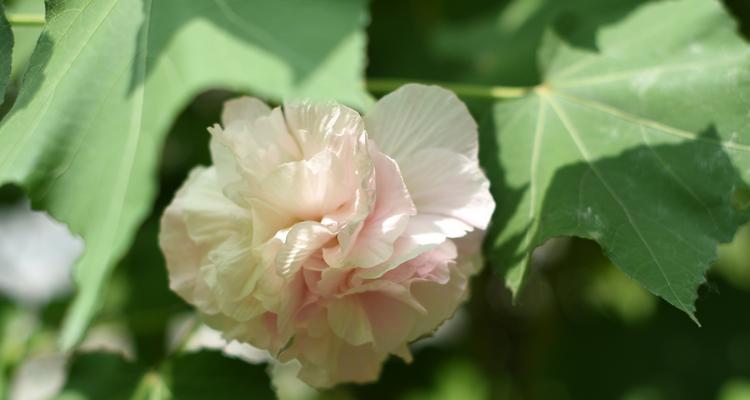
(545, 93, 694, 317)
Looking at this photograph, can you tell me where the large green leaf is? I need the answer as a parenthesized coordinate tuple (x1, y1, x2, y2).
(488, 0, 750, 318)
(0, 0, 369, 349)
(0, 3, 12, 105)
(55, 351, 274, 400)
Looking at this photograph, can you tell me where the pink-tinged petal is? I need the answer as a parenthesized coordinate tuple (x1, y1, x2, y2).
(276, 271, 309, 337)
(324, 148, 415, 269)
(161, 93, 489, 389)
(203, 311, 287, 355)
(356, 215, 446, 279)
(159, 167, 248, 313)
(327, 298, 374, 346)
(408, 243, 473, 341)
(291, 338, 385, 388)
(400, 148, 495, 234)
(339, 279, 426, 314)
(313, 267, 350, 298)
(365, 84, 478, 163)
(401, 239, 456, 285)
(259, 149, 367, 222)
(279, 315, 386, 388)
(359, 292, 418, 352)
(275, 221, 335, 277)
(221, 97, 272, 126)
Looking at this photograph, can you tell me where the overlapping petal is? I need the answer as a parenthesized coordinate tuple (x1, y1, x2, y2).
(159, 84, 495, 388)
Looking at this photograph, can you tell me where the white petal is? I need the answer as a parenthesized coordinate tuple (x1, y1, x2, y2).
(259, 150, 359, 221)
(275, 221, 335, 277)
(401, 148, 495, 234)
(283, 101, 366, 159)
(221, 96, 272, 126)
(360, 292, 418, 353)
(159, 167, 248, 313)
(210, 107, 301, 197)
(365, 84, 478, 163)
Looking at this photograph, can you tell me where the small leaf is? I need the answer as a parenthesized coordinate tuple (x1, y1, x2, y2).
(488, 0, 750, 318)
(0, 0, 369, 349)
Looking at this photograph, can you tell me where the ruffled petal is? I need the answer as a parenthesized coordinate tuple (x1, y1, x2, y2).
(400, 148, 495, 235)
(324, 148, 415, 269)
(159, 167, 249, 312)
(365, 84, 478, 163)
(259, 147, 370, 222)
(359, 292, 418, 352)
(283, 101, 366, 159)
(407, 241, 473, 341)
(327, 297, 374, 346)
(356, 215, 447, 279)
(221, 96, 272, 126)
(209, 107, 301, 197)
(275, 221, 335, 277)
(279, 313, 386, 388)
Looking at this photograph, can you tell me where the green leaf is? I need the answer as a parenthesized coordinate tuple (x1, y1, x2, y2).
(160, 352, 274, 400)
(54, 351, 275, 400)
(0, 0, 369, 350)
(487, 0, 750, 318)
(0, 3, 12, 105)
(55, 353, 146, 400)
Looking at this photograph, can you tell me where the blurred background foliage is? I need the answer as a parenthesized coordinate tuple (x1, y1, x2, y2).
(1, 0, 750, 399)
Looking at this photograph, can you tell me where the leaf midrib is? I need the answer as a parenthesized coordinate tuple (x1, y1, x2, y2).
(542, 92, 696, 317)
(549, 89, 750, 153)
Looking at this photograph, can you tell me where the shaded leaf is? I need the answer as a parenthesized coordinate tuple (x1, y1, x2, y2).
(161, 351, 274, 400)
(488, 0, 750, 317)
(0, 3, 12, 105)
(0, 0, 369, 349)
(55, 353, 145, 400)
(55, 351, 274, 400)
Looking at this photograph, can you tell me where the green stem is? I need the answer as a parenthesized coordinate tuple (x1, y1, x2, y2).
(5, 14, 45, 27)
(367, 78, 530, 100)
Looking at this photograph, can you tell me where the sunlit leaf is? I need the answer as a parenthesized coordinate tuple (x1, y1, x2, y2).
(0, 0, 369, 349)
(488, 0, 750, 318)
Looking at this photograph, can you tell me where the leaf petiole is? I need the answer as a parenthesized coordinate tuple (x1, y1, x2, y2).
(5, 14, 45, 27)
(366, 78, 530, 100)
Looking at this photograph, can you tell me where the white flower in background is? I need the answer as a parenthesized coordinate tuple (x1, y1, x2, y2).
(159, 84, 495, 387)
(0, 201, 83, 307)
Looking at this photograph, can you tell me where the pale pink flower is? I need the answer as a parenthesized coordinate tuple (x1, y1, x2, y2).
(159, 84, 495, 387)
